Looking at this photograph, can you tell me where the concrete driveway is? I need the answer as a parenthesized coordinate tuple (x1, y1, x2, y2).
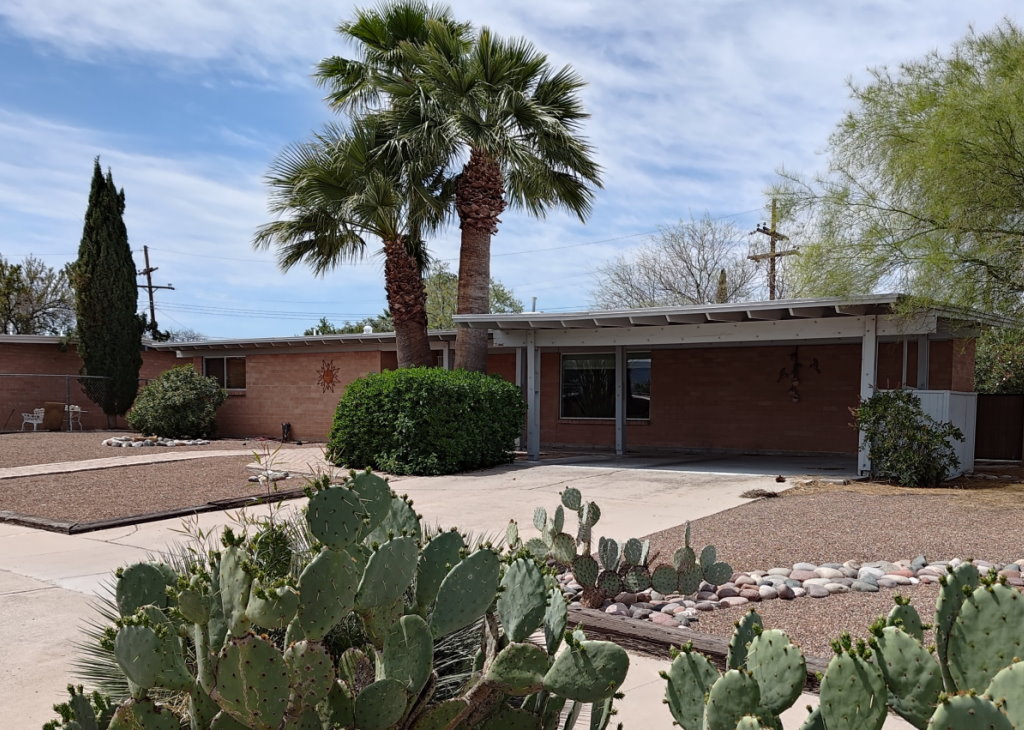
(3, 455, 907, 728)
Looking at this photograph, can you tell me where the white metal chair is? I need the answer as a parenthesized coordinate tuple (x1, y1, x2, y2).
(67, 405, 84, 431)
(21, 408, 44, 431)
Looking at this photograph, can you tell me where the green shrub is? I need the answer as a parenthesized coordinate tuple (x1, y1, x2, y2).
(853, 389, 964, 487)
(126, 365, 226, 438)
(326, 367, 526, 475)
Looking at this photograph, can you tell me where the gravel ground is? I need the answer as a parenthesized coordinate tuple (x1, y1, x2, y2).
(642, 484, 1024, 658)
(0, 431, 321, 468)
(0, 455, 302, 522)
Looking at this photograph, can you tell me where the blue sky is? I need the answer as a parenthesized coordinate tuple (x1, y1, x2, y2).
(1, 1, 1020, 339)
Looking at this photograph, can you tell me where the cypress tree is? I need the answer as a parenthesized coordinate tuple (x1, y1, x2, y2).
(71, 158, 144, 424)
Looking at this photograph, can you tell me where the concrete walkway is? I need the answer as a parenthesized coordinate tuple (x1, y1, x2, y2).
(1, 454, 910, 728)
(0, 449, 254, 480)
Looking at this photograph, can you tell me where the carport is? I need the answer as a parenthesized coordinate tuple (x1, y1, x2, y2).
(456, 294, 988, 475)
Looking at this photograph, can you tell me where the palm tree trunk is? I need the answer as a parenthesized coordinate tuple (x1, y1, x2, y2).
(454, 149, 505, 372)
(382, 237, 434, 368)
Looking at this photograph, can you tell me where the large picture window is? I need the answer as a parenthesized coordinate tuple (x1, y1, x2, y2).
(204, 356, 246, 389)
(560, 352, 651, 419)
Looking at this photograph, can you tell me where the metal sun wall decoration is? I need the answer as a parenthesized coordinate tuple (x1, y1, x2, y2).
(317, 359, 341, 393)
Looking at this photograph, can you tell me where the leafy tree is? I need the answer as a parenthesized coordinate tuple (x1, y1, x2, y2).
(424, 261, 522, 329)
(591, 215, 757, 308)
(0, 255, 74, 334)
(165, 327, 207, 343)
(302, 312, 394, 336)
(317, 1, 601, 371)
(255, 117, 448, 367)
(975, 327, 1024, 394)
(777, 21, 1024, 315)
(70, 159, 144, 424)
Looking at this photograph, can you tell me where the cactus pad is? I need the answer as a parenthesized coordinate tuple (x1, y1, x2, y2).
(544, 588, 568, 655)
(984, 661, 1024, 729)
(430, 548, 500, 638)
(245, 584, 298, 630)
(947, 582, 1024, 692)
(728, 610, 763, 670)
(415, 530, 465, 614)
(673, 545, 696, 573)
(699, 545, 717, 571)
(213, 634, 290, 730)
(926, 694, 1012, 730)
(355, 536, 418, 610)
(561, 487, 582, 510)
(573, 554, 599, 588)
(498, 558, 548, 642)
(872, 626, 941, 729)
(296, 547, 360, 640)
(348, 470, 391, 536)
(887, 600, 925, 643)
(746, 629, 805, 715)
(115, 563, 168, 617)
(107, 699, 179, 730)
(485, 641, 550, 695)
(306, 486, 366, 550)
(580, 501, 601, 527)
(651, 564, 679, 595)
(543, 640, 629, 703)
(598, 537, 619, 571)
(597, 569, 622, 597)
(113, 621, 192, 693)
(408, 699, 467, 730)
(622, 538, 643, 566)
(353, 678, 409, 730)
(622, 564, 652, 593)
(935, 561, 980, 691)
(382, 614, 433, 697)
(533, 507, 548, 531)
(678, 566, 702, 596)
(819, 650, 887, 730)
(550, 532, 577, 565)
(365, 493, 422, 544)
(218, 545, 253, 638)
(663, 646, 720, 730)
(283, 640, 335, 712)
(552, 505, 565, 534)
(704, 561, 733, 587)
(703, 669, 761, 730)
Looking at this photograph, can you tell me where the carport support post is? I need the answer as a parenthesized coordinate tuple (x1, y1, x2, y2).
(615, 346, 626, 456)
(858, 316, 878, 475)
(916, 335, 930, 389)
(526, 330, 541, 461)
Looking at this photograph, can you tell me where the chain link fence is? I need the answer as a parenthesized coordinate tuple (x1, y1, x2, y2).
(0, 374, 149, 432)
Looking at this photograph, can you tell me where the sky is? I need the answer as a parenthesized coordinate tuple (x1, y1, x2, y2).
(1, 1, 1021, 339)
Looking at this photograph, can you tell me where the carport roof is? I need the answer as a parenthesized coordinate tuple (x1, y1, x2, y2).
(453, 293, 1005, 331)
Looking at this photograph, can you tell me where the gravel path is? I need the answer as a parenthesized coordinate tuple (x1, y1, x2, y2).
(0, 455, 295, 522)
(0, 431, 280, 468)
(642, 487, 1024, 658)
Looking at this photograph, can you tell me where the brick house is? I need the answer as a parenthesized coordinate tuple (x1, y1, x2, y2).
(1, 294, 986, 473)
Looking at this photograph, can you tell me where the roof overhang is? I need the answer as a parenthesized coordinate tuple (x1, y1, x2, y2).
(454, 294, 1006, 349)
(144, 330, 459, 355)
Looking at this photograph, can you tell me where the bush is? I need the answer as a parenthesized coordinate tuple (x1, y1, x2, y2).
(126, 365, 226, 438)
(326, 367, 526, 475)
(853, 389, 964, 487)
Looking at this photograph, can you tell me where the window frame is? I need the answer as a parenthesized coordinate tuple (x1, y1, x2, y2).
(203, 356, 247, 390)
(559, 351, 651, 420)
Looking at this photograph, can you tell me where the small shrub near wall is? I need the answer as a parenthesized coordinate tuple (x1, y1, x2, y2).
(327, 368, 526, 475)
(127, 365, 227, 439)
(854, 389, 964, 487)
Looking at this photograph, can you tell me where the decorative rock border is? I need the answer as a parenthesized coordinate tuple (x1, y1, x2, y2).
(558, 556, 1024, 628)
(103, 436, 212, 448)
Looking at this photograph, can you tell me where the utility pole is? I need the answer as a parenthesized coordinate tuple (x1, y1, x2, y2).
(748, 199, 799, 300)
(137, 245, 175, 329)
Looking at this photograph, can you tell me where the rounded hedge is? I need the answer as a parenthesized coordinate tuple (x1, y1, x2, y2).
(127, 365, 227, 438)
(326, 367, 527, 475)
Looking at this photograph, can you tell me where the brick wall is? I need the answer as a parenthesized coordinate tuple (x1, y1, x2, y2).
(0, 342, 177, 431)
(186, 351, 384, 440)
(538, 343, 919, 455)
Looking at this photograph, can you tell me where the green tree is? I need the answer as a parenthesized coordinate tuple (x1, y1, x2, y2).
(70, 159, 144, 424)
(424, 261, 522, 329)
(302, 311, 394, 336)
(317, 1, 601, 371)
(975, 327, 1024, 394)
(0, 255, 75, 335)
(777, 21, 1024, 316)
(590, 215, 756, 309)
(255, 117, 449, 367)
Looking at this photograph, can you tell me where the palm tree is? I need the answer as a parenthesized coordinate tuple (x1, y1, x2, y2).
(317, 3, 602, 371)
(254, 117, 449, 367)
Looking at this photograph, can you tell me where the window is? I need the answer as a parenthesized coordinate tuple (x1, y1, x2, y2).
(560, 352, 651, 419)
(204, 356, 246, 389)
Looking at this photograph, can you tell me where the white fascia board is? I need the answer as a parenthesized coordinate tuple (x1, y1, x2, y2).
(490, 314, 937, 349)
